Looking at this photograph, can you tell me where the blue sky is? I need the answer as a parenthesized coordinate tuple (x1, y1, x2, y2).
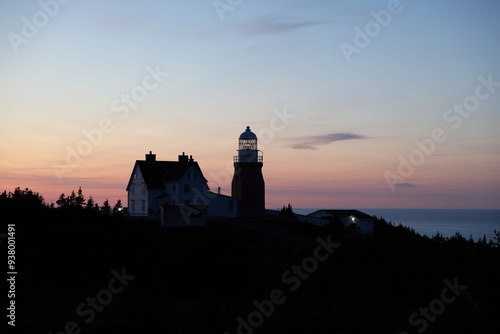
(1, 0, 499, 208)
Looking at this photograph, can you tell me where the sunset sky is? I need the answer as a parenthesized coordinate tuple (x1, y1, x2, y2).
(1, 0, 499, 209)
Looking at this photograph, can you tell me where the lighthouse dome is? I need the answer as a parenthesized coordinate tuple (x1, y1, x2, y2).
(239, 126, 257, 139)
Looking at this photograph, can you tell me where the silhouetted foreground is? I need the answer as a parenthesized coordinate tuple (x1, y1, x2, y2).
(2, 188, 500, 334)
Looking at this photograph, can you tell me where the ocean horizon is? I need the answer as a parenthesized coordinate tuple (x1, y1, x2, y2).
(289, 208, 500, 242)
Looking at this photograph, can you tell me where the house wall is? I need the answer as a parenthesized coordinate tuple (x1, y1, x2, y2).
(296, 214, 327, 226)
(177, 166, 207, 206)
(207, 192, 238, 218)
(341, 216, 374, 234)
(147, 189, 165, 215)
(358, 219, 374, 234)
(128, 164, 147, 216)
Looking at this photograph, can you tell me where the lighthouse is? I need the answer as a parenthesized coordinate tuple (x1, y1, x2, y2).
(231, 126, 265, 216)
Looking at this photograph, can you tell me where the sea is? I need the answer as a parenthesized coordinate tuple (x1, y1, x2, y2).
(292, 208, 500, 243)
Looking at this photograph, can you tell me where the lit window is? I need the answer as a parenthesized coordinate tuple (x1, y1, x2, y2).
(134, 174, 137, 179)
(141, 183, 145, 194)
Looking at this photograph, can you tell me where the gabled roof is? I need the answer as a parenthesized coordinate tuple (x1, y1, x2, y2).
(309, 209, 373, 220)
(126, 160, 206, 190)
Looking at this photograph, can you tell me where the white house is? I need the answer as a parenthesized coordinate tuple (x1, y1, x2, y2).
(307, 209, 374, 234)
(126, 152, 237, 226)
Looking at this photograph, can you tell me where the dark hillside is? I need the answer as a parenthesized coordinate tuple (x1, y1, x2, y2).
(2, 189, 499, 334)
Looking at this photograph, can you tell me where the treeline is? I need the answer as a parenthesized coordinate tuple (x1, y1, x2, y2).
(0, 186, 123, 216)
(3, 187, 500, 334)
(373, 215, 500, 248)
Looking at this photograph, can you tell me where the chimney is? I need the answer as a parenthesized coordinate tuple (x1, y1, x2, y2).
(189, 155, 194, 163)
(217, 187, 221, 194)
(178, 152, 189, 163)
(145, 151, 156, 162)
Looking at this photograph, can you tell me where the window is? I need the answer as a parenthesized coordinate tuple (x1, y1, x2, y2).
(131, 200, 135, 212)
(184, 184, 190, 193)
(173, 185, 176, 193)
(139, 174, 143, 179)
(141, 183, 145, 195)
(187, 172, 190, 179)
(228, 200, 234, 212)
(141, 200, 146, 212)
(133, 173, 137, 180)
(184, 200, 190, 205)
(131, 184, 135, 195)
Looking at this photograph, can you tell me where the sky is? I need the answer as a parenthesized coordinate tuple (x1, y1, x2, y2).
(1, 0, 499, 209)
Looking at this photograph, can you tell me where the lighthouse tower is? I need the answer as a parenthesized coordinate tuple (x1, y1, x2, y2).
(231, 126, 265, 216)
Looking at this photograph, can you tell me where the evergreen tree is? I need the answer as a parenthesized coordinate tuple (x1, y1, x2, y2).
(490, 230, 500, 247)
(100, 198, 112, 215)
(279, 203, 296, 219)
(85, 196, 95, 211)
(75, 186, 85, 209)
(0, 187, 46, 211)
(67, 190, 77, 208)
(56, 193, 68, 208)
(113, 199, 123, 215)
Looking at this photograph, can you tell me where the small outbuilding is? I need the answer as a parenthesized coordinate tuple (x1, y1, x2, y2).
(307, 209, 374, 234)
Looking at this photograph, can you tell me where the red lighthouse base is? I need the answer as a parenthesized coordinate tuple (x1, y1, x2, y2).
(231, 162, 265, 216)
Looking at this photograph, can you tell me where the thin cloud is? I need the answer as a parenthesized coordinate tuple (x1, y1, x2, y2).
(396, 183, 418, 189)
(290, 133, 367, 150)
(238, 16, 328, 36)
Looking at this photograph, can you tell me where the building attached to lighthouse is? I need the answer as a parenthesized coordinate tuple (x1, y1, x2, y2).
(231, 126, 265, 216)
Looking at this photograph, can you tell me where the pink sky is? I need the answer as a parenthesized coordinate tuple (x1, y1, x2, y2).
(1, 1, 499, 209)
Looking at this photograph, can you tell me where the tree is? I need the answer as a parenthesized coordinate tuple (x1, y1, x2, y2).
(279, 203, 296, 219)
(85, 196, 94, 210)
(113, 199, 123, 216)
(75, 187, 85, 209)
(56, 188, 87, 210)
(56, 193, 68, 208)
(67, 190, 77, 207)
(86, 196, 101, 214)
(493, 230, 500, 247)
(0, 187, 46, 211)
(100, 199, 112, 215)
